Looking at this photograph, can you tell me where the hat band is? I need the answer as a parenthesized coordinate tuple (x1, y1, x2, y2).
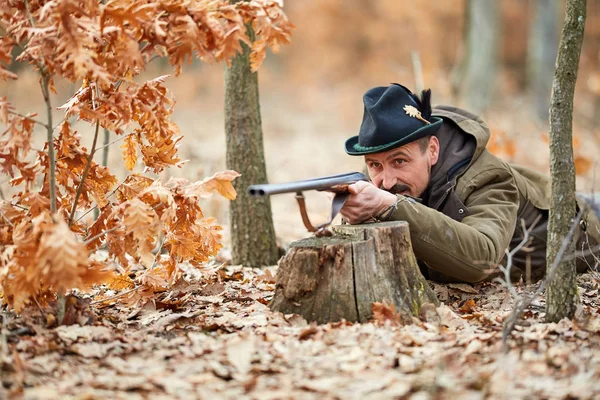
(352, 141, 392, 153)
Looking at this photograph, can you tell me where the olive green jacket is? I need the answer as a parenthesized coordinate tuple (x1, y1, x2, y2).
(387, 105, 600, 283)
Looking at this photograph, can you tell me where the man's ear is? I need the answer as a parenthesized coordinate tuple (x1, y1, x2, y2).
(429, 136, 440, 165)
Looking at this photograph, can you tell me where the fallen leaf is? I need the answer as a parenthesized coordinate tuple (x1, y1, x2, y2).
(226, 335, 256, 375)
(372, 301, 402, 325)
(448, 283, 479, 294)
(459, 298, 478, 314)
(298, 325, 318, 340)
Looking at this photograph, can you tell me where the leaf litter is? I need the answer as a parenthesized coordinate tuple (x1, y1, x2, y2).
(2, 268, 600, 399)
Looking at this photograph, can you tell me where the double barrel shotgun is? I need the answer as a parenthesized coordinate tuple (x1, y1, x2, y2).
(247, 172, 368, 236)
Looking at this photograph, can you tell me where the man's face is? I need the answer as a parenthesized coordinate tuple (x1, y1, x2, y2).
(364, 136, 440, 198)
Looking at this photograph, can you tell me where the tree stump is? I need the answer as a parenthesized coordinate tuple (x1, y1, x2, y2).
(269, 221, 438, 324)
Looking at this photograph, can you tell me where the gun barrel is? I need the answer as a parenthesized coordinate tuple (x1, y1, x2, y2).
(248, 172, 368, 196)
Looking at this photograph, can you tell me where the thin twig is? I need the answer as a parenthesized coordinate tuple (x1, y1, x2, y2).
(26, 0, 58, 218)
(0, 312, 8, 361)
(69, 86, 101, 226)
(41, 76, 56, 214)
(83, 222, 160, 246)
(93, 132, 132, 155)
(56, 292, 65, 325)
(101, 128, 110, 166)
(502, 209, 584, 351)
(7, 110, 47, 127)
(83, 225, 120, 245)
(33, 297, 46, 320)
(0, 209, 13, 227)
(74, 179, 125, 224)
(23, 0, 46, 73)
(68, 119, 101, 225)
(90, 286, 140, 305)
(495, 215, 542, 299)
(141, 239, 165, 278)
(9, 203, 28, 211)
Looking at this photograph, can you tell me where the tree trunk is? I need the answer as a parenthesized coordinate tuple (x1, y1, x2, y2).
(270, 221, 438, 324)
(527, 0, 560, 121)
(453, 0, 500, 112)
(224, 4, 279, 268)
(546, 0, 586, 323)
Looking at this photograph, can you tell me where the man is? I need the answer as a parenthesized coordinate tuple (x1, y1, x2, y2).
(340, 83, 600, 283)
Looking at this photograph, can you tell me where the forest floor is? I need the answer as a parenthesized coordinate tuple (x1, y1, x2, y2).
(2, 265, 600, 400)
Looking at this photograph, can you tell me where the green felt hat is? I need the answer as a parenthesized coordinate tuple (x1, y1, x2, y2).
(345, 84, 442, 156)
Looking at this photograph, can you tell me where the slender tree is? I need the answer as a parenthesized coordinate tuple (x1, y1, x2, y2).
(527, 0, 560, 121)
(224, 1, 281, 267)
(546, 0, 586, 322)
(452, 0, 500, 112)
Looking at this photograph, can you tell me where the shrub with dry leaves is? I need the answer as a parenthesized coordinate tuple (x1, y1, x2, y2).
(0, 0, 293, 312)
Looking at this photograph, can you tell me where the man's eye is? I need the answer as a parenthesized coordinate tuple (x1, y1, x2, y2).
(369, 163, 381, 169)
(394, 159, 405, 165)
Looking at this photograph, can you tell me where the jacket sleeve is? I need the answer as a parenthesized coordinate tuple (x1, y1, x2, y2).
(389, 167, 519, 283)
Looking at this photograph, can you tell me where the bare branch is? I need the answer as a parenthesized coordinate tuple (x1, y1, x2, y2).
(502, 208, 584, 351)
(69, 86, 101, 226)
(69, 119, 101, 226)
(39, 73, 56, 216)
(90, 286, 140, 306)
(496, 215, 542, 299)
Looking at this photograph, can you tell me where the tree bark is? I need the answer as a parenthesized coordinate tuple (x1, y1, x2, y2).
(270, 221, 438, 324)
(453, 0, 500, 112)
(224, 3, 279, 268)
(546, 0, 586, 323)
(527, 0, 560, 121)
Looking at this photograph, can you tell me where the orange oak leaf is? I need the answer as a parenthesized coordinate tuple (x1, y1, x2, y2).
(372, 301, 403, 325)
(187, 170, 241, 200)
(121, 134, 138, 170)
(107, 274, 135, 291)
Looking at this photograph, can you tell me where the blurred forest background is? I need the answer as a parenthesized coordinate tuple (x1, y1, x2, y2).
(2, 0, 600, 246)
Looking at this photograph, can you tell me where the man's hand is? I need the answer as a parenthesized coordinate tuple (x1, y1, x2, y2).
(340, 181, 398, 224)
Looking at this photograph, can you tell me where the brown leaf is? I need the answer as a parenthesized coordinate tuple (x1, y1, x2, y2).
(372, 301, 402, 325)
(298, 325, 319, 340)
(448, 283, 479, 294)
(459, 298, 478, 314)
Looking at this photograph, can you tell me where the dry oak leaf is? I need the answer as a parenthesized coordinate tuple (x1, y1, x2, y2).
(0, 36, 16, 80)
(121, 134, 138, 171)
(139, 182, 177, 223)
(187, 170, 241, 200)
(372, 301, 403, 325)
(106, 274, 135, 291)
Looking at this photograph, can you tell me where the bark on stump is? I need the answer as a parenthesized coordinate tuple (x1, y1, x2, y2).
(269, 221, 438, 324)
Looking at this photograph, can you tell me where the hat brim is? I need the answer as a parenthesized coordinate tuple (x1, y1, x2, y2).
(345, 117, 443, 156)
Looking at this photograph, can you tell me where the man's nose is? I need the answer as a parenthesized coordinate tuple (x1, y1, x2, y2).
(381, 170, 398, 191)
